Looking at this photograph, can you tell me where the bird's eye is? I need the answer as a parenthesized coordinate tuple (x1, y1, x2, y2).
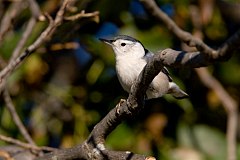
(121, 43, 126, 47)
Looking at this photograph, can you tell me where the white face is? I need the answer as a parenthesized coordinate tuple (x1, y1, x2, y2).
(110, 39, 145, 59)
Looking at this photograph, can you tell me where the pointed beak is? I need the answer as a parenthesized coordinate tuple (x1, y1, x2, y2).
(99, 38, 114, 45)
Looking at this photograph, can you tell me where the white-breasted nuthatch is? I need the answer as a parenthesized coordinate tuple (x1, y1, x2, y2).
(99, 35, 188, 99)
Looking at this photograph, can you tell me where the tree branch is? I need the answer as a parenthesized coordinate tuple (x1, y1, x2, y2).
(0, 134, 56, 152)
(3, 89, 36, 146)
(140, 0, 214, 54)
(0, 0, 71, 91)
(140, 0, 240, 62)
(10, 17, 37, 62)
(0, 1, 27, 45)
(64, 10, 99, 21)
(140, 1, 239, 160)
(1, 0, 239, 160)
(27, 0, 42, 20)
(195, 68, 238, 160)
(8, 0, 42, 61)
(189, 5, 238, 160)
(37, 1, 240, 159)
(35, 48, 164, 160)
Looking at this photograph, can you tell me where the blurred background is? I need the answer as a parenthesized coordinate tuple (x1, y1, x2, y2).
(0, 0, 240, 160)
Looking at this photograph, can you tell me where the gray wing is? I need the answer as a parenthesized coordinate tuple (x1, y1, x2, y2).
(162, 67, 173, 82)
(143, 49, 154, 62)
(143, 50, 173, 82)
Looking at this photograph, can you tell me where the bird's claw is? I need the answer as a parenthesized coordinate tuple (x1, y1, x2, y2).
(116, 99, 126, 114)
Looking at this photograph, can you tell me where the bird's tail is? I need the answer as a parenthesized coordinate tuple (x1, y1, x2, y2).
(168, 82, 189, 99)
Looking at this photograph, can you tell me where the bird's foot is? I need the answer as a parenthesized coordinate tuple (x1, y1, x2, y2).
(116, 99, 126, 114)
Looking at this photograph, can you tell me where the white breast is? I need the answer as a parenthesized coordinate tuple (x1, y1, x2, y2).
(115, 56, 170, 99)
(116, 57, 146, 92)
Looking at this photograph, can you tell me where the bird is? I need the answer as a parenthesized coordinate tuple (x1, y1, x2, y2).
(99, 35, 188, 99)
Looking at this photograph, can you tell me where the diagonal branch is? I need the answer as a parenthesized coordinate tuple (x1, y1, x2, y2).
(217, 29, 240, 60)
(0, 0, 72, 92)
(64, 10, 99, 21)
(0, 134, 56, 152)
(3, 89, 36, 146)
(140, 1, 239, 160)
(27, 0, 42, 19)
(0, 1, 27, 45)
(189, 5, 238, 160)
(36, 48, 164, 160)
(9, 0, 42, 61)
(140, 0, 215, 55)
(140, 0, 240, 62)
(37, 1, 240, 159)
(10, 17, 37, 62)
(195, 68, 238, 160)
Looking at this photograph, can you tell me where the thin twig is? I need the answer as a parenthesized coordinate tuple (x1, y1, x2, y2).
(0, 0, 72, 151)
(10, 17, 37, 61)
(1, 1, 39, 152)
(141, 0, 240, 61)
(140, 0, 215, 55)
(0, 134, 57, 152)
(8, 0, 42, 62)
(64, 10, 99, 21)
(189, 5, 238, 160)
(195, 68, 238, 160)
(27, 0, 42, 19)
(140, 1, 239, 160)
(3, 89, 36, 146)
(0, 1, 27, 45)
(0, 0, 72, 91)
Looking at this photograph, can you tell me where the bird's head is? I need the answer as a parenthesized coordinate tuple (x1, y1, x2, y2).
(100, 35, 146, 59)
